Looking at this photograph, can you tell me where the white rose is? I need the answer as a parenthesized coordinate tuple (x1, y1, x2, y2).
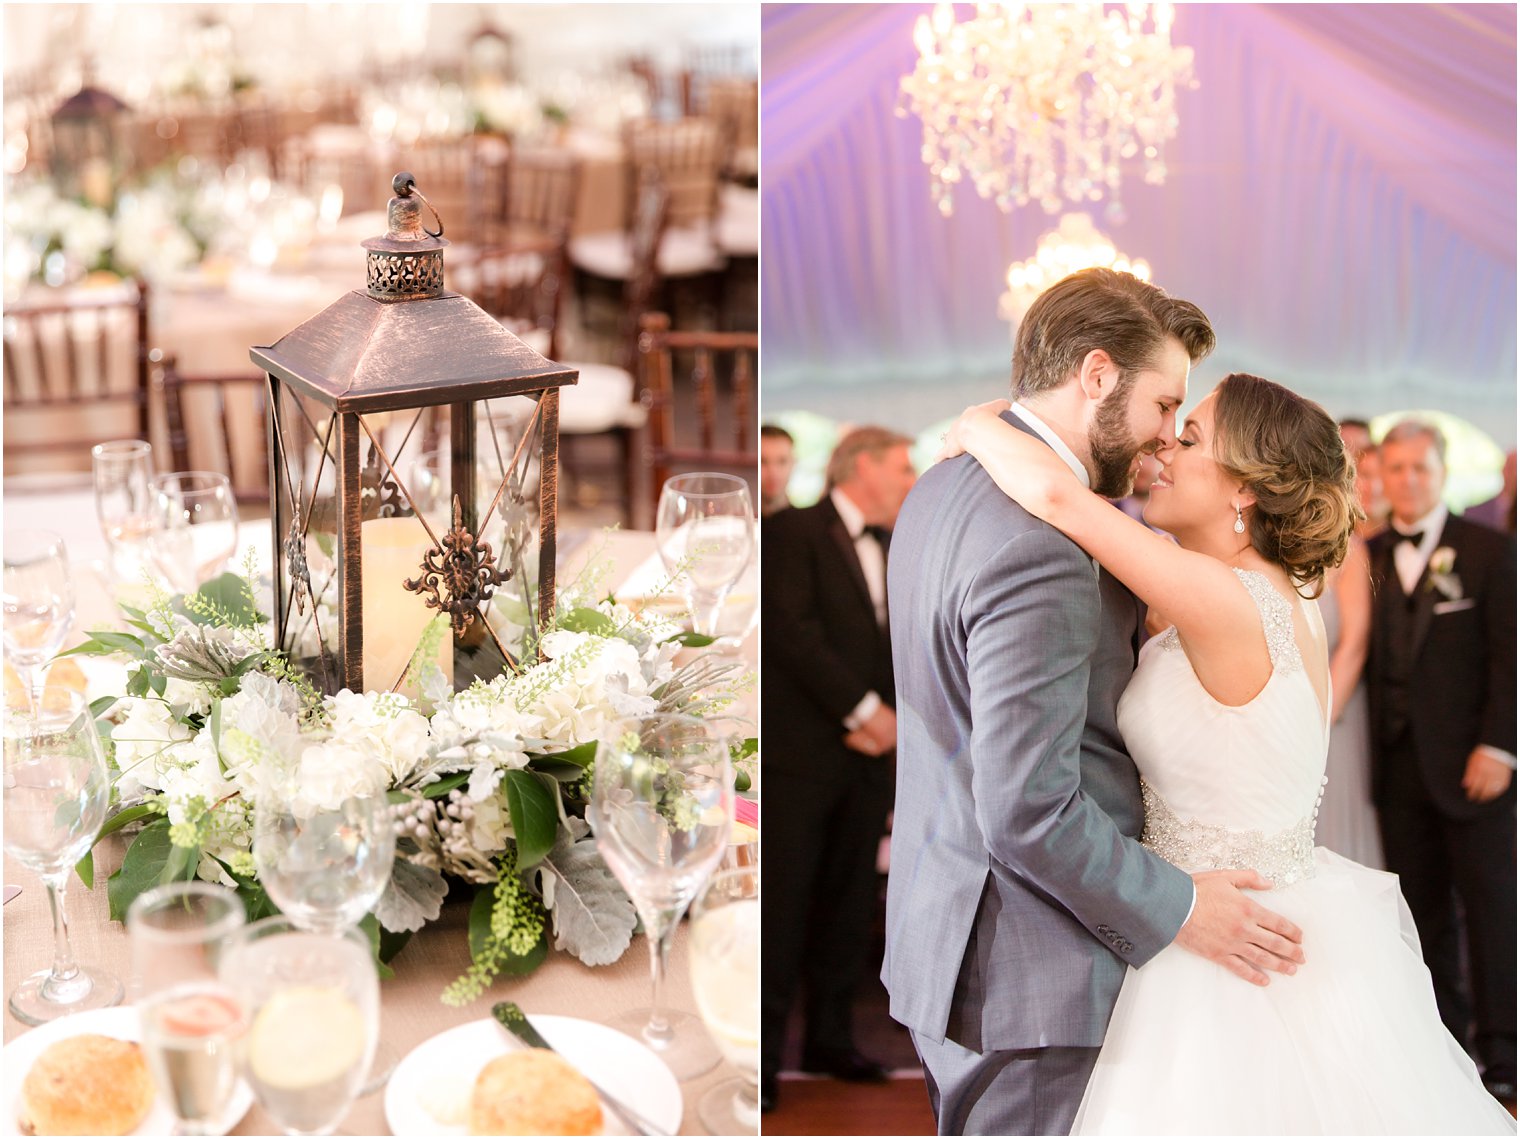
(111, 697, 194, 799)
(163, 677, 213, 719)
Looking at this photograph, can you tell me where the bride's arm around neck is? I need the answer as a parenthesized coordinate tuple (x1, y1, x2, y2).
(955, 407, 1275, 706)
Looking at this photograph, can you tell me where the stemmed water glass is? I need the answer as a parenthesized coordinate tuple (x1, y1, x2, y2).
(655, 474, 755, 641)
(149, 472, 240, 594)
(224, 916, 379, 1136)
(127, 882, 248, 1136)
(252, 778, 396, 935)
(92, 439, 156, 585)
(3, 530, 75, 715)
(690, 865, 761, 1134)
(3, 692, 122, 1023)
(589, 712, 733, 1080)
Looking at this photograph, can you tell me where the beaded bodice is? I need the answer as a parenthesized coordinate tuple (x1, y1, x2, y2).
(1119, 569, 1329, 888)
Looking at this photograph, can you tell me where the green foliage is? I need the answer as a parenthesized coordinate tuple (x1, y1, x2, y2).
(502, 770, 558, 870)
(106, 818, 200, 922)
(443, 847, 548, 1005)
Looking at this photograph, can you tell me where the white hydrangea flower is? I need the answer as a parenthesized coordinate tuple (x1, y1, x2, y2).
(219, 672, 305, 792)
(324, 690, 431, 784)
(292, 738, 388, 816)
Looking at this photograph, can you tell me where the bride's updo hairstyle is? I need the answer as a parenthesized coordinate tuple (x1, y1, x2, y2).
(1210, 373, 1362, 598)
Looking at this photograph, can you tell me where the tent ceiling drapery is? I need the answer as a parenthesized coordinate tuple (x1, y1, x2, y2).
(760, 4, 1518, 446)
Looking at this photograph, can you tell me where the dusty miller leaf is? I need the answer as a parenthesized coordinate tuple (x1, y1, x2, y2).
(376, 858, 448, 934)
(535, 819, 636, 967)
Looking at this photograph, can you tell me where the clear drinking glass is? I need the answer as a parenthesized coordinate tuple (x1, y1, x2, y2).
(92, 439, 156, 584)
(690, 865, 761, 1134)
(253, 780, 396, 935)
(655, 474, 755, 640)
(3, 692, 122, 1023)
(127, 882, 248, 1135)
(2, 530, 75, 715)
(589, 712, 733, 1080)
(225, 917, 379, 1136)
(149, 472, 240, 594)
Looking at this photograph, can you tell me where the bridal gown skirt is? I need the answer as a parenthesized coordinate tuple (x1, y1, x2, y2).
(1072, 849, 1515, 1135)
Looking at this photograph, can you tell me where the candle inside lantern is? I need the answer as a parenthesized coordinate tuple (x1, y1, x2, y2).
(360, 514, 451, 697)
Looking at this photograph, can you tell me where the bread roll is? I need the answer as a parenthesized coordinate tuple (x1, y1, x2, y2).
(18, 1033, 155, 1136)
(3, 659, 87, 713)
(468, 1049, 603, 1136)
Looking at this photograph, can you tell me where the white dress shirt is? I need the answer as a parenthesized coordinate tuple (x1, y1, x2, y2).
(833, 488, 888, 731)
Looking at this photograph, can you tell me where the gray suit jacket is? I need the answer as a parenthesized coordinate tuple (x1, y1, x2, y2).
(882, 414, 1193, 1051)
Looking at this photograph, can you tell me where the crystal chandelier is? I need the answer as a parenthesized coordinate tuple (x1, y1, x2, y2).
(898, 2, 1196, 217)
(998, 213, 1151, 329)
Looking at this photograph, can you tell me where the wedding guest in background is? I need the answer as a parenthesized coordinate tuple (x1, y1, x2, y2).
(1316, 494, 1382, 867)
(761, 423, 797, 516)
(1465, 448, 1516, 535)
(1318, 415, 1383, 864)
(1367, 419, 1517, 1104)
(761, 426, 917, 1112)
(1340, 417, 1389, 537)
(1339, 416, 1374, 457)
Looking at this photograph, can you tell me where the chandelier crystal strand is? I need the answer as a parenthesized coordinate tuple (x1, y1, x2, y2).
(998, 213, 1151, 331)
(898, 2, 1196, 217)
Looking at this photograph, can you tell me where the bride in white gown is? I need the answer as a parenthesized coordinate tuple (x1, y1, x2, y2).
(946, 373, 1513, 1135)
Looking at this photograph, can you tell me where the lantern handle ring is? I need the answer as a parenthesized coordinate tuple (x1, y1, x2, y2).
(393, 172, 445, 239)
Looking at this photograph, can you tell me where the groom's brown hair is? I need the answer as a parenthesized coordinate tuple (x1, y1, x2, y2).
(1011, 268, 1215, 398)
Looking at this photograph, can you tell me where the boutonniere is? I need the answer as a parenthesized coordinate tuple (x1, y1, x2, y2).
(1426, 546, 1463, 600)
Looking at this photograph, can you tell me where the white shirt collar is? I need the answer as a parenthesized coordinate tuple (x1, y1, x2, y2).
(1393, 502, 1449, 557)
(830, 487, 867, 539)
(1008, 402, 1091, 489)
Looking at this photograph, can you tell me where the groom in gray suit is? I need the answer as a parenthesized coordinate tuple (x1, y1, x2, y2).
(884, 269, 1306, 1135)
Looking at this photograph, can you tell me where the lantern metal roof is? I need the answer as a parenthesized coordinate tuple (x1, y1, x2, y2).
(250, 289, 577, 413)
(250, 173, 577, 413)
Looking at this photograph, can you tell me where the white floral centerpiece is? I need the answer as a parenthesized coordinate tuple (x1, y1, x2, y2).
(68, 551, 754, 1001)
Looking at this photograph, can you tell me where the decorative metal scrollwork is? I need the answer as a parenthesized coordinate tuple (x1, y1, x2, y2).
(284, 514, 310, 615)
(361, 443, 406, 518)
(402, 496, 510, 634)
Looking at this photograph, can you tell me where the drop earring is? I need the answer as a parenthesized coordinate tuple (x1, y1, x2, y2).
(1233, 503, 1246, 534)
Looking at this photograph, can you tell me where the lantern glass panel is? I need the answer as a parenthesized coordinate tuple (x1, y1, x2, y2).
(270, 383, 343, 693)
(271, 382, 549, 699)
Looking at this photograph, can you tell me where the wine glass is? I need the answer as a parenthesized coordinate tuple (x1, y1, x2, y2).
(224, 917, 379, 1136)
(2, 530, 75, 715)
(127, 882, 247, 1135)
(655, 474, 754, 640)
(588, 712, 733, 1080)
(690, 865, 760, 1134)
(92, 439, 156, 585)
(149, 472, 240, 595)
(253, 779, 396, 935)
(3, 692, 122, 1023)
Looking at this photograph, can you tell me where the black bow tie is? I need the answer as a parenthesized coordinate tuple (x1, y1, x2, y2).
(861, 525, 891, 545)
(1397, 530, 1424, 547)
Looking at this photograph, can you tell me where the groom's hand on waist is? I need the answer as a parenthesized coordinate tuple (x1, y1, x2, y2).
(1174, 869, 1306, 987)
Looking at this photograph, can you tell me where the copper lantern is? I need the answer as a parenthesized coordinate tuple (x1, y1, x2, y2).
(50, 79, 130, 205)
(251, 174, 576, 698)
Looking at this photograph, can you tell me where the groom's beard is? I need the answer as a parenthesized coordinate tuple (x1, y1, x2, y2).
(1089, 375, 1145, 498)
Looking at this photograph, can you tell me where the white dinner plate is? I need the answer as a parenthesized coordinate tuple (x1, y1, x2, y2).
(384, 1014, 683, 1136)
(1, 1005, 254, 1136)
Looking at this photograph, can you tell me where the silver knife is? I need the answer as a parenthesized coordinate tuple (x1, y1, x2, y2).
(491, 1002, 671, 1137)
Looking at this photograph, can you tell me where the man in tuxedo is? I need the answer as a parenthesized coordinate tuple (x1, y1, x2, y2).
(884, 268, 1304, 1135)
(760, 423, 798, 516)
(760, 425, 917, 1112)
(1367, 419, 1517, 1102)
